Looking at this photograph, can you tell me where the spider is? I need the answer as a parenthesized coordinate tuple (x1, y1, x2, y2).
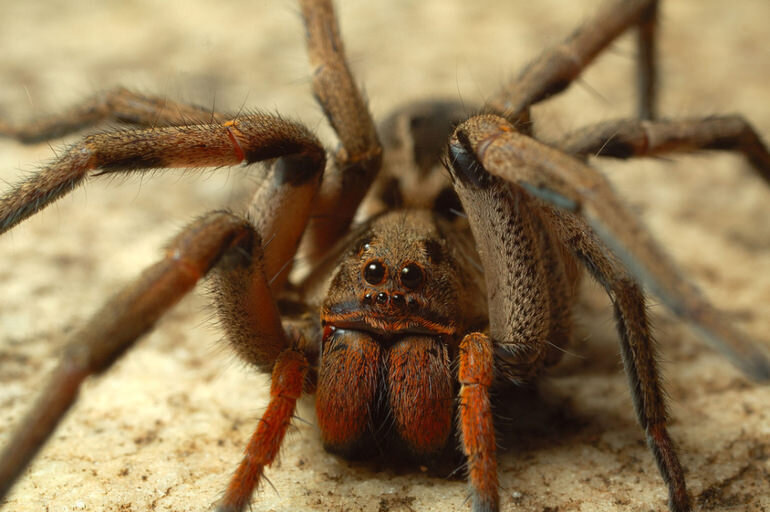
(1, 1, 769, 512)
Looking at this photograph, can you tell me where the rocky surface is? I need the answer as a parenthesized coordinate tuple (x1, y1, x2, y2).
(1, 1, 768, 511)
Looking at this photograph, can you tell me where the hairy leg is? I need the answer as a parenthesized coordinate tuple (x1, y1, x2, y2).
(447, 152, 559, 381)
(457, 332, 498, 512)
(447, 121, 691, 510)
(0, 113, 325, 235)
(556, 116, 770, 183)
(447, 122, 583, 511)
(0, 87, 223, 143)
(485, 0, 659, 124)
(448, 114, 770, 380)
(0, 211, 280, 501)
(298, 0, 383, 258)
(216, 348, 309, 512)
(543, 206, 690, 512)
(0, 108, 329, 503)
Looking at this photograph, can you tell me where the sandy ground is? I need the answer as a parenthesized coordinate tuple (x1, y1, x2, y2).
(0, 1, 769, 511)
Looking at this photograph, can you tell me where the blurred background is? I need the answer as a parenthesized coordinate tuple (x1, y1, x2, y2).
(1, 1, 768, 511)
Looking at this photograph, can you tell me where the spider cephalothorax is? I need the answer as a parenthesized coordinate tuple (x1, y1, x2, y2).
(316, 210, 485, 460)
(322, 210, 484, 339)
(1, 1, 769, 511)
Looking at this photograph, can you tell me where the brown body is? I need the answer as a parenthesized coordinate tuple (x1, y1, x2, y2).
(310, 190, 581, 460)
(1, 1, 769, 512)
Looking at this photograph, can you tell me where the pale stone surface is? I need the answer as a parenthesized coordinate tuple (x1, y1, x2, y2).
(1, 1, 769, 512)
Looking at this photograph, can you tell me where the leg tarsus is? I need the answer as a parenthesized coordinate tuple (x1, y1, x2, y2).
(648, 423, 691, 512)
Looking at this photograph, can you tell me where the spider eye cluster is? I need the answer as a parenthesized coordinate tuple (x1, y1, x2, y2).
(362, 259, 425, 289)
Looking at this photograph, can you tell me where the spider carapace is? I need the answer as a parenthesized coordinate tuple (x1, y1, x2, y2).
(1, 0, 770, 511)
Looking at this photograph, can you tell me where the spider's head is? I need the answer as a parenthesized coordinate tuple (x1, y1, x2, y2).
(321, 210, 482, 344)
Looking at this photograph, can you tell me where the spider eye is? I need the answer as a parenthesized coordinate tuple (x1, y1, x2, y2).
(400, 263, 424, 289)
(363, 260, 387, 285)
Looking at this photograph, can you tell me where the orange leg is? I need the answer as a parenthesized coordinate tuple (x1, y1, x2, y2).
(216, 348, 309, 512)
(458, 332, 498, 512)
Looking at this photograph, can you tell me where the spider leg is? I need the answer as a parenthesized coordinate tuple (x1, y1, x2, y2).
(211, 194, 312, 374)
(0, 211, 290, 502)
(0, 113, 325, 235)
(447, 126, 691, 511)
(636, 0, 658, 120)
(442, 146, 561, 379)
(446, 120, 585, 512)
(0, 86, 224, 143)
(211, 177, 321, 371)
(542, 206, 691, 512)
(0, 111, 327, 504)
(216, 347, 309, 512)
(298, 0, 383, 258)
(555, 116, 770, 183)
(485, 0, 659, 124)
(457, 332, 499, 512)
(448, 114, 770, 379)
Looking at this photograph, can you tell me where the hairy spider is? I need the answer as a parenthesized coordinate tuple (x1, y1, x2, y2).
(1, 1, 768, 512)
